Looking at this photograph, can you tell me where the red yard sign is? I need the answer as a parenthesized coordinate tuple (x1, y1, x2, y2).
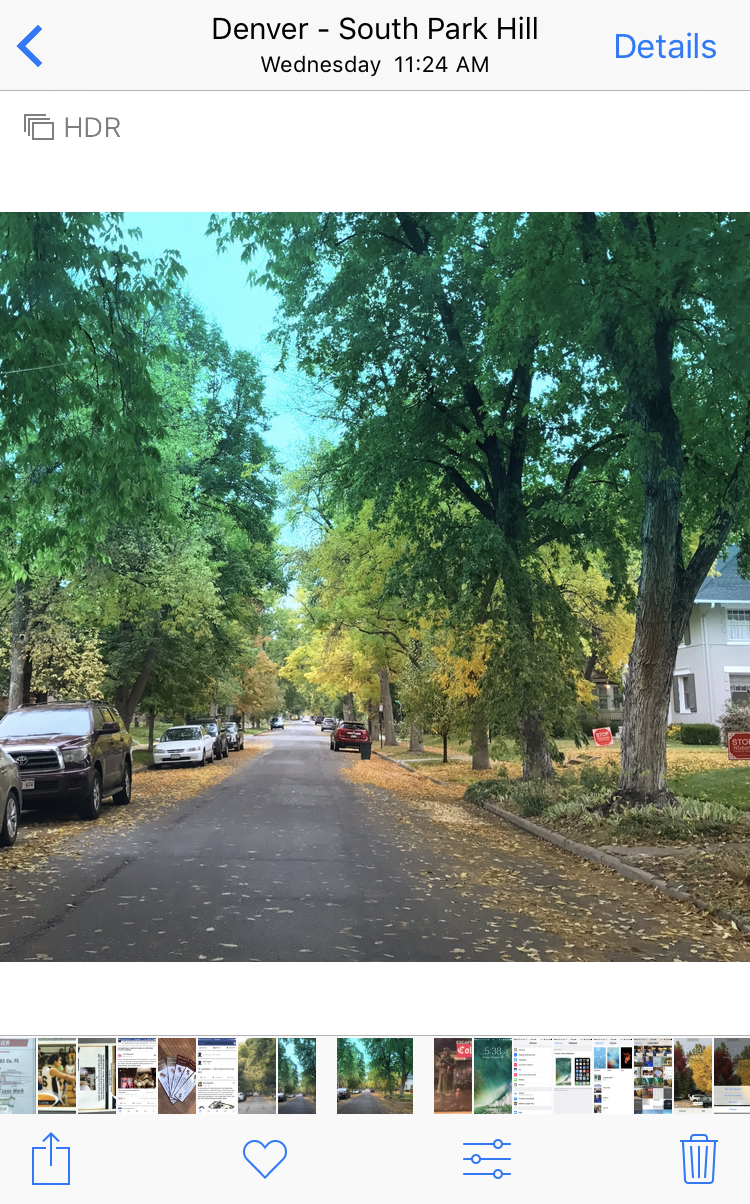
(592, 727, 614, 747)
(728, 731, 750, 760)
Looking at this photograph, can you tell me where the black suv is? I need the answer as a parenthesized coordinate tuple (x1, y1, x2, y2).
(0, 701, 133, 821)
(192, 718, 229, 760)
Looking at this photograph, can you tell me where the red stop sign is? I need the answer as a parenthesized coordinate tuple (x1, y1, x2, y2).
(728, 731, 750, 760)
(593, 727, 613, 747)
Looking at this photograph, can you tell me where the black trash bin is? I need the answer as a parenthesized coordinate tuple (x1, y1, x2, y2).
(360, 743, 372, 760)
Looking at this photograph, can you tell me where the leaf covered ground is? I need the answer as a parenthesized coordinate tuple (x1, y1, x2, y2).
(338, 755, 750, 962)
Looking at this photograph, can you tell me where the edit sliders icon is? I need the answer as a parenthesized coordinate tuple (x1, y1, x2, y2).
(23, 113, 54, 139)
(31, 1133, 71, 1186)
(463, 1138, 511, 1179)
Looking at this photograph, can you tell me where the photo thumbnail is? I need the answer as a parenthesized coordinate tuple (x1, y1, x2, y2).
(278, 1039, 316, 1114)
(337, 1039, 413, 1113)
(434, 1039, 472, 1114)
(238, 1038, 276, 1113)
(37, 1040, 77, 1112)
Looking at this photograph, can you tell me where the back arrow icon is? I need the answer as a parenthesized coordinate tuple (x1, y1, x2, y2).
(18, 25, 42, 67)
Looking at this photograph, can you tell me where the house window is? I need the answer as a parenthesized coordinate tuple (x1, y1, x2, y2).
(680, 618, 691, 647)
(672, 673, 697, 714)
(730, 674, 750, 703)
(597, 685, 610, 710)
(727, 609, 750, 642)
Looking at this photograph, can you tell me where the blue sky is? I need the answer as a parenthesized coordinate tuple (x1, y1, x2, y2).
(126, 212, 308, 465)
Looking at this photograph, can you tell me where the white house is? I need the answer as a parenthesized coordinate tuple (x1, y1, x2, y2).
(671, 548, 750, 726)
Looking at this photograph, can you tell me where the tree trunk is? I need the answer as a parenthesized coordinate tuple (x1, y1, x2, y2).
(470, 712, 491, 770)
(342, 691, 356, 721)
(518, 710, 555, 779)
(443, 734, 448, 763)
(147, 707, 156, 753)
(115, 643, 160, 730)
(378, 668, 397, 746)
(409, 724, 424, 753)
(8, 580, 31, 711)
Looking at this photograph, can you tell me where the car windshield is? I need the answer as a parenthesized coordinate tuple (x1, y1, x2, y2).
(0, 708, 90, 737)
(205, 722, 218, 733)
(342, 722, 367, 729)
(162, 727, 201, 741)
(222, 724, 236, 732)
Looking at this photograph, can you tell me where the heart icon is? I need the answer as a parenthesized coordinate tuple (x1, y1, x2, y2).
(242, 1140, 288, 1179)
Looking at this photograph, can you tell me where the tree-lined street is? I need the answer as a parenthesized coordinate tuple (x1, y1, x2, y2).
(0, 723, 746, 962)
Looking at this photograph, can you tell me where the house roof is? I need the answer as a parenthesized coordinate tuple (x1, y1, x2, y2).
(695, 547, 750, 604)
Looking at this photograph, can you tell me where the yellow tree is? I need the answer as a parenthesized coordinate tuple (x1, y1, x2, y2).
(236, 647, 283, 724)
(689, 1046, 713, 1095)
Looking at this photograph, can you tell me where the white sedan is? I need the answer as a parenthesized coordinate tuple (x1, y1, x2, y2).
(154, 725, 215, 768)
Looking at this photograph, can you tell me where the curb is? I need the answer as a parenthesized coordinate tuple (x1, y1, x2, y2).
(372, 750, 750, 938)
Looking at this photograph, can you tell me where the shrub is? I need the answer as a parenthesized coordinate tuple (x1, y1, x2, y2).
(679, 724, 720, 746)
(579, 761, 621, 791)
(719, 700, 750, 743)
(465, 776, 511, 805)
(465, 775, 558, 817)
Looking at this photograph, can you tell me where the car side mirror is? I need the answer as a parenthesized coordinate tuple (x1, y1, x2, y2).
(99, 721, 119, 734)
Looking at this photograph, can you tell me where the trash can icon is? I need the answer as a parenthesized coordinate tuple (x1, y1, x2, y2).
(681, 1135, 717, 1184)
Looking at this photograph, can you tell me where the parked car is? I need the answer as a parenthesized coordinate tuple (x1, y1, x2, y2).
(154, 725, 215, 769)
(330, 721, 371, 753)
(321, 717, 336, 732)
(0, 748, 22, 848)
(337, 1086, 350, 1099)
(221, 721, 245, 751)
(0, 701, 133, 821)
(192, 718, 229, 759)
(314, 714, 323, 725)
(270, 716, 285, 730)
(237, 1092, 246, 1102)
(277, 1091, 286, 1102)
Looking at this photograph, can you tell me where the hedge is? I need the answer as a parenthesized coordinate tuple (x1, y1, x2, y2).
(679, 723, 721, 745)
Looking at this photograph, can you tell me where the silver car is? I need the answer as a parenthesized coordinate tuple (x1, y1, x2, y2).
(0, 746, 23, 848)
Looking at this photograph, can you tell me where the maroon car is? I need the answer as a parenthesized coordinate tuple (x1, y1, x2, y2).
(0, 701, 133, 821)
(330, 721, 372, 757)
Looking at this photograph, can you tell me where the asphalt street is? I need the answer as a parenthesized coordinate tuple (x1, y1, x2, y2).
(338, 1089, 391, 1114)
(278, 1094, 315, 1113)
(238, 1095, 275, 1114)
(0, 722, 747, 961)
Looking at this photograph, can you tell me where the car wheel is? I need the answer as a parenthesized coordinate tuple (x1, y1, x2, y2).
(333, 741, 340, 751)
(0, 790, 20, 847)
(199, 751, 206, 768)
(223, 746, 229, 759)
(79, 769, 103, 821)
(112, 760, 132, 805)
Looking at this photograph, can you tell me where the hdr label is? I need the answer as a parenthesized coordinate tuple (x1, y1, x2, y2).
(22, 113, 121, 140)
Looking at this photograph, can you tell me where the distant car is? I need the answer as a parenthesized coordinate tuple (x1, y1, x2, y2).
(155, 725, 215, 769)
(238, 1092, 245, 1102)
(692, 1095, 710, 1107)
(221, 721, 245, 751)
(278, 1091, 286, 1102)
(330, 721, 370, 752)
(192, 719, 229, 759)
(302, 716, 310, 723)
(270, 717, 285, 730)
(314, 715, 323, 725)
(0, 700, 133, 822)
(321, 717, 336, 732)
(337, 1086, 350, 1100)
(352, 1089, 360, 1094)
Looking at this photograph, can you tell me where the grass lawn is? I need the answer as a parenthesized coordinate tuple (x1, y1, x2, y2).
(670, 766, 750, 810)
(132, 749, 154, 768)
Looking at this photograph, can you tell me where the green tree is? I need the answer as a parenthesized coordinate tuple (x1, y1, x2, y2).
(238, 1037, 276, 1097)
(213, 212, 626, 777)
(0, 212, 184, 708)
(575, 212, 750, 802)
